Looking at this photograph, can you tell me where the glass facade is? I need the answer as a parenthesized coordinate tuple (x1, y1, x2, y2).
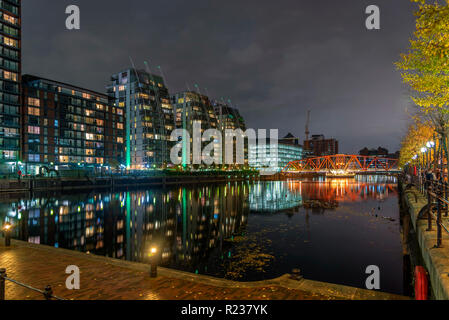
(0, 0, 20, 174)
(249, 142, 303, 172)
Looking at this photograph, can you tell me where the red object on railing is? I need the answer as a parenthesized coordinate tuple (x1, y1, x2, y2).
(415, 266, 428, 300)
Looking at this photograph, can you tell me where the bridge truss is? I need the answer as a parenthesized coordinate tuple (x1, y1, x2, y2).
(282, 154, 399, 173)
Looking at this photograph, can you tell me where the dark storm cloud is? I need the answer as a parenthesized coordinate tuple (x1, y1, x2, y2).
(22, 0, 416, 153)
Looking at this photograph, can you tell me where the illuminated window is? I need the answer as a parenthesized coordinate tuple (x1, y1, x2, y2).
(28, 107, 40, 116)
(4, 71, 17, 81)
(3, 14, 18, 25)
(3, 37, 18, 48)
(59, 156, 69, 163)
(28, 126, 40, 134)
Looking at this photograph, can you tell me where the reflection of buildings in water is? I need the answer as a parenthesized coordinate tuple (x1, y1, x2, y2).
(247, 177, 398, 215)
(0, 177, 398, 273)
(0, 183, 250, 272)
(287, 178, 398, 203)
(248, 181, 303, 213)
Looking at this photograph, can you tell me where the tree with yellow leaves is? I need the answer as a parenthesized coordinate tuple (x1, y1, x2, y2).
(399, 118, 437, 167)
(397, 0, 449, 177)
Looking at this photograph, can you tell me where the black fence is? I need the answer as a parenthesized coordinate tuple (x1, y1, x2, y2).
(405, 174, 449, 248)
(0, 268, 65, 300)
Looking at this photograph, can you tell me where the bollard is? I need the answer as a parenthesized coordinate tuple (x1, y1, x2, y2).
(149, 247, 159, 278)
(0, 268, 6, 300)
(150, 261, 158, 278)
(4, 230, 10, 247)
(2, 223, 12, 247)
(290, 268, 302, 281)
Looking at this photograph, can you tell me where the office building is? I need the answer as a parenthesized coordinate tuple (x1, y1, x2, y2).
(249, 133, 304, 173)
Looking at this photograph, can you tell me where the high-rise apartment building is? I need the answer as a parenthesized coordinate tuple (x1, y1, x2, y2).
(0, 0, 21, 174)
(213, 101, 247, 167)
(171, 91, 218, 167)
(213, 102, 246, 132)
(21, 75, 125, 174)
(108, 69, 175, 169)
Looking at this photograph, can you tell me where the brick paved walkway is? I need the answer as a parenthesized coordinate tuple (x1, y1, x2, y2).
(0, 239, 407, 300)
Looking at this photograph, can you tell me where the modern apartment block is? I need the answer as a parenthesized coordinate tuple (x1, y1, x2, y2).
(0, 0, 21, 174)
(172, 91, 218, 131)
(213, 101, 247, 167)
(213, 101, 246, 132)
(108, 69, 175, 170)
(21, 75, 125, 174)
(171, 91, 219, 167)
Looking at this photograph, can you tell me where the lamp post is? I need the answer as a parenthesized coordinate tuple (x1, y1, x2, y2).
(421, 147, 427, 170)
(427, 141, 435, 170)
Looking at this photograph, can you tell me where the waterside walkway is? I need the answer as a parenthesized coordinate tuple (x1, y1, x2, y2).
(0, 239, 407, 300)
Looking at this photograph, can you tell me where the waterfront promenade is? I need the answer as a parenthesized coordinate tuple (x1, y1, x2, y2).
(0, 238, 406, 300)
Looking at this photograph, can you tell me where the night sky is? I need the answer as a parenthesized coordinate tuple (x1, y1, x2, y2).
(22, 0, 417, 153)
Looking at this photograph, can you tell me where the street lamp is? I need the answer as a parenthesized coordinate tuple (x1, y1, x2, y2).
(426, 141, 436, 170)
(421, 147, 428, 169)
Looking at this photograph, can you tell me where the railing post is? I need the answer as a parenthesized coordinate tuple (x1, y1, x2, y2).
(427, 186, 432, 231)
(43, 285, 53, 300)
(437, 188, 442, 248)
(0, 268, 6, 300)
(445, 182, 448, 217)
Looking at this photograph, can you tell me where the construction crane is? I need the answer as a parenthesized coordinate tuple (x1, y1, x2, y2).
(305, 110, 311, 142)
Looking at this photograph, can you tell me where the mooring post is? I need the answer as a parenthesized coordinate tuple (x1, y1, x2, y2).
(0, 268, 6, 300)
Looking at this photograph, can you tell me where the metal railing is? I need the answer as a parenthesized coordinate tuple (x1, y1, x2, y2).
(0, 268, 65, 300)
(406, 174, 449, 248)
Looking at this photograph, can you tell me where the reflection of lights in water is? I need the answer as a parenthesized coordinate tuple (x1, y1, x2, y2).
(0, 178, 397, 284)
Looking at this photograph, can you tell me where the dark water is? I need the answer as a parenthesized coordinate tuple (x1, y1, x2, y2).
(0, 175, 404, 294)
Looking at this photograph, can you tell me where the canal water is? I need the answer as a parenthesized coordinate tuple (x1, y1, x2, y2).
(0, 175, 404, 294)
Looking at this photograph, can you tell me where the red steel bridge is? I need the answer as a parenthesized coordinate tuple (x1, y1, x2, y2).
(282, 154, 399, 173)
